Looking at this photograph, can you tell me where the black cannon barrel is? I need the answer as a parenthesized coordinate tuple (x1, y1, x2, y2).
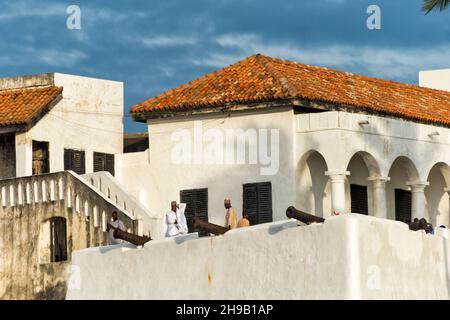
(108, 223, 151, 246)
(286, 206, 325, 224)
(192, 217, 229, 235)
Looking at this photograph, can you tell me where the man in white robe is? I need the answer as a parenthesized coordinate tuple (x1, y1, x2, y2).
(165, 201, 188, 237)
(107, 211, 126, 245)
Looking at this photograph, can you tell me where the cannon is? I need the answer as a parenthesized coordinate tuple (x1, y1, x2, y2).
(107, 223, 151, 246)
(192, 217, 230, 236)
(286, 206, 325, 224)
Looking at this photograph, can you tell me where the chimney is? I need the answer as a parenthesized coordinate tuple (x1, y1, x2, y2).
(419, 69, 450, 92)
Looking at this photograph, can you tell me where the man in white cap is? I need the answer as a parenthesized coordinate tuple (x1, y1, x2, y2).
(224, 198, 238, 229)
(165, 201, 188, 237)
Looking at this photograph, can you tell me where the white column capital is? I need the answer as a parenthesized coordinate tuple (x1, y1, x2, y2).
(406, 181, 430, 192)
(368, 176, 390, 188)
(325, 171, 350, 179)
(368, 176, 390, 182)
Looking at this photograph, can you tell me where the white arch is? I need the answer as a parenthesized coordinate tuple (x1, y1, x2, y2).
(296, 150, 330, 218)
(346, 151, 381, 178)
(388, 156, 421, 182)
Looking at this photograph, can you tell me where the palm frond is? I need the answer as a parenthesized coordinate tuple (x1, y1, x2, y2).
(423, 0, 450, 14)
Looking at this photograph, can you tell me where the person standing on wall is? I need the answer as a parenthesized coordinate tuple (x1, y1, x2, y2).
(165, 201, 188, 237)
(224, 198, 238, 229)
(106, 211, 126, 245)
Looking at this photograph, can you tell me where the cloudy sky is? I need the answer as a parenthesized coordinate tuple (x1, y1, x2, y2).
(1, 0, 450, 132)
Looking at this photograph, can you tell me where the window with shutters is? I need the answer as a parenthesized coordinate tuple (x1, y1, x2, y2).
(243, 182, 273, 225)
(180, 188, 208, 236)
(32, 140, 49, 175)
(64, 149, 85, 175)
(395, 189, 412, 223)
(93, 152, 115, 176)
(350, 184, 368, 215)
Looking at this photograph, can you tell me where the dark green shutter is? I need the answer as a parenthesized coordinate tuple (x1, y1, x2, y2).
(243, 182, 273, 225)
(93, 152, 115, 176)
(350, 184, 369, 215)
(395, 189, 412, 223)
(64, 149, 85, 175)
(180, 188, 208, 236)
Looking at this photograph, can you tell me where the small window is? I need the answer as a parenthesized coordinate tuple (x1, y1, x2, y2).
(32, 141, 49, 175)
(395, 189, 412, 223)
(64, 149, 85, 175)
(243, 182, 273, 225)
(93, 152, 115, 176)
(180, 188, 208, 236)
(350, 184, 368, 215)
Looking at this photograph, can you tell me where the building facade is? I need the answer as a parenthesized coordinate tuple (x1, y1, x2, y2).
(121, 54, 450, 235)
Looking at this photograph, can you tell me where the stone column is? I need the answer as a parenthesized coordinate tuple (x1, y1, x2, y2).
(368, 176, 390, 219)
(445, 188, 450, 219)
(325, 171, 350, 215)
(406, 181, 430, 220)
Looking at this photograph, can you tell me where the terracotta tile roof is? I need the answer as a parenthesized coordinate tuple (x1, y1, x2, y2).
(0, 86, 63, 128)
(130, 54, 450, 127)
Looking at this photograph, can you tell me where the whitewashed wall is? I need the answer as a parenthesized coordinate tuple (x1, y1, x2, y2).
(117, 108, 296, 237)
(66, 214, 450, 300)
(15, 73, 124, 177)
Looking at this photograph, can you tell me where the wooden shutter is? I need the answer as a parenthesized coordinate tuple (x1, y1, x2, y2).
(350, 184, 368, 215)
(243, 182, 273, 225)
(64, 149, 85, 175)
(180, 188, 208, 236)
(243, 184, 258, 225)
(50, 217, 67, 262)
(395, 189, 412, 223)
(94, 152, 115, 176)
(257, 182, 273, 223)
(105, 153, 115, 176)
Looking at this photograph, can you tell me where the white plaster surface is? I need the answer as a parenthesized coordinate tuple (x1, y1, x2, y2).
(66, 214, 450, 300)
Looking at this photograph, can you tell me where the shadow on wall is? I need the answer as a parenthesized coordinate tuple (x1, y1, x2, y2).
(296, 149, 330, 218)
(34, 281, 67, 300)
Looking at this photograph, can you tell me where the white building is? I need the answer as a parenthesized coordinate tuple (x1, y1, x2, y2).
(116, 54, 450, 236)
(0, 72, 123, 178)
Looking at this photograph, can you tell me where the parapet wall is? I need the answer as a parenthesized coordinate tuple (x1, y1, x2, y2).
(66, 214, 450, 300)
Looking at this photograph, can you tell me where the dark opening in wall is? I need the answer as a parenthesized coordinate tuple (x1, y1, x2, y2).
(0, 133, 16, 179)
(32, 140, 50, 175)
(395, 189, 412, 223)
(350, 184, 369, 215)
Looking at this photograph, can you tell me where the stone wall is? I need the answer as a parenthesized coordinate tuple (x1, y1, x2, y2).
(0, 171, 136, 299)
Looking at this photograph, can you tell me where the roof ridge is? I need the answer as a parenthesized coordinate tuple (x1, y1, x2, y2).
(256, 54, 450, 96)
(255, 54, 298, 97)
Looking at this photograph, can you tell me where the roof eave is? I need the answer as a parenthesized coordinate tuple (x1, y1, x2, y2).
(130, 98, 298, 122)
